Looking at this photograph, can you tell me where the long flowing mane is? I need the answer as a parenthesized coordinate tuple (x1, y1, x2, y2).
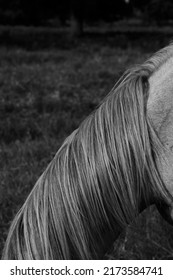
(2, 44, 173, 260)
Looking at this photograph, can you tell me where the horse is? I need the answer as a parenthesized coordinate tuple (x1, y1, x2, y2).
(2, 44, 173, 260)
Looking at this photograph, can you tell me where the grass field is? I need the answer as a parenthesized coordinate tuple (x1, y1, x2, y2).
(0, 26, 173, 259)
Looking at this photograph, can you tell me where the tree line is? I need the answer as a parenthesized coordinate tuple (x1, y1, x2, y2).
(0, 0, 173, 33)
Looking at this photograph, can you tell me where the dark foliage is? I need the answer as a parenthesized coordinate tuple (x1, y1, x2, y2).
(0, 0, 131, 26)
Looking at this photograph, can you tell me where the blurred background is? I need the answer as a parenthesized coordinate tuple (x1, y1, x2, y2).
(0, 0, 173, 259)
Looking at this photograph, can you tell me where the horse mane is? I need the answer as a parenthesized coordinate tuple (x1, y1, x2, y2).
(2, 44, 173, 260)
